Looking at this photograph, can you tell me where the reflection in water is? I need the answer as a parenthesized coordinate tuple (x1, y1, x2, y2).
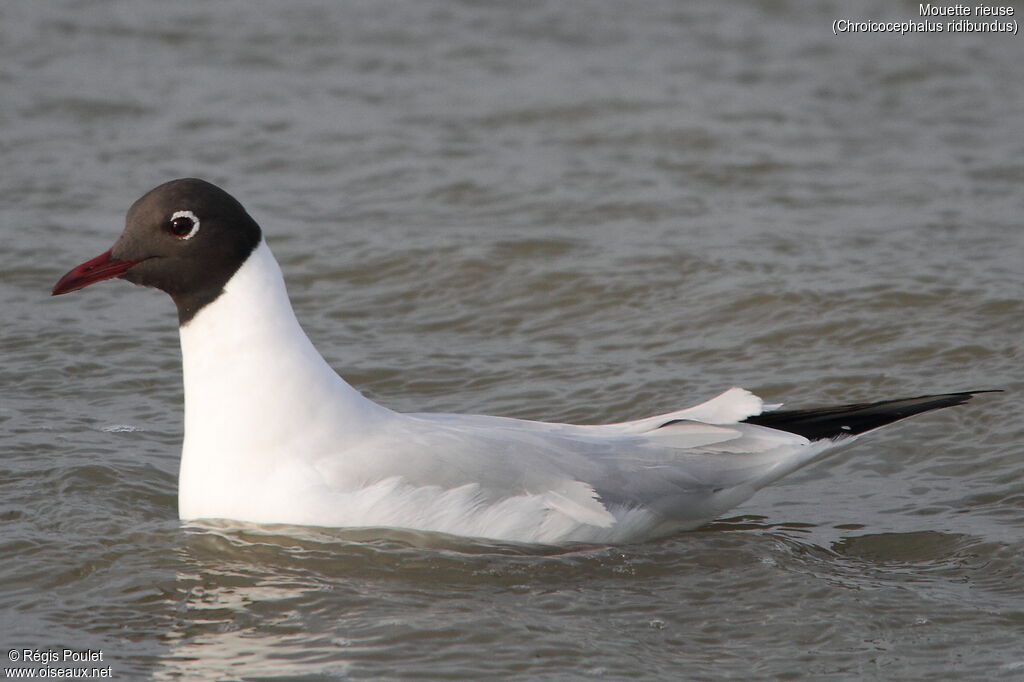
(150, 520, 1020, 679)
(157, 570, 352, 680)
(155, 524, 624, 679)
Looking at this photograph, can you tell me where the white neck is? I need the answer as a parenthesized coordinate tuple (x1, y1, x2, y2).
(176, 239, 391, 519)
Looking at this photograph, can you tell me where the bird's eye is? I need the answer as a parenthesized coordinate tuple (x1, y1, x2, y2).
(168, 210, 201, 240)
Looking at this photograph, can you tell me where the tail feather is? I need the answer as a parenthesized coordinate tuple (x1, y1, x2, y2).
(742, 390, 999, 441)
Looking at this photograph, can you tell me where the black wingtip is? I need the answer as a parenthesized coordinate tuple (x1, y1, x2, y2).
(742, 390, 1001, 441)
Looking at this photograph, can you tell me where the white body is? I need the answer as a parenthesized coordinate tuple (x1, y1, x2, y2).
(178, 240, 837, 544)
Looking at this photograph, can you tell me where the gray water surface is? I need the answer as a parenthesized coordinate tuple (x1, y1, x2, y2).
(3, 1, 1023, 680)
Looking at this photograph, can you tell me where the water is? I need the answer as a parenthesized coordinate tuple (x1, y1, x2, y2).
(3, 0, 1022, 679)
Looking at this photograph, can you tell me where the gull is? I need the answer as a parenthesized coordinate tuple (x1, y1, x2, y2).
(52, 178, 994, 544)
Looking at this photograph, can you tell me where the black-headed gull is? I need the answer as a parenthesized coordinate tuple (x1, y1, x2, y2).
(52, 178, 994, 544)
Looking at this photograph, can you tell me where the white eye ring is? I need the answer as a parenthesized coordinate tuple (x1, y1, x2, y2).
(169, 210, 201, 240)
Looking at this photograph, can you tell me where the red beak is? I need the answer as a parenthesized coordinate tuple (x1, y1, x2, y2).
(52, 250, 143, 296)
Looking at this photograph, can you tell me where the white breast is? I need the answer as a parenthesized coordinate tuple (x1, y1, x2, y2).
(177, 240, 395, 522)
(174, 240, 826, 544)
